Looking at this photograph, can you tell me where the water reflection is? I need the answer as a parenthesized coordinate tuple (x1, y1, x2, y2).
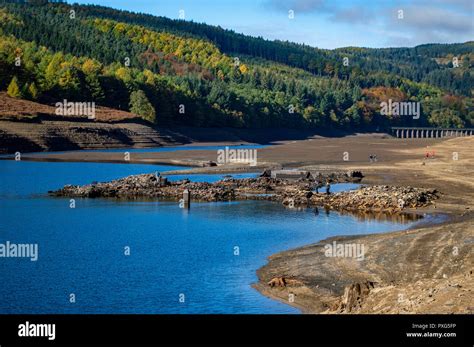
(334, 209, 423, 223)
(288, 205, 423, 223)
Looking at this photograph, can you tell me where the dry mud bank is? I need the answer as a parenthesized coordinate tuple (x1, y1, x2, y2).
(254, 137, 473, 314)
(254, 212, 473, 314)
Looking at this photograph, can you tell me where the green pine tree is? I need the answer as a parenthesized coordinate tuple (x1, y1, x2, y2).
(129, 90, 156, 124)
(7, 76, 21, 98)
(28, 82, 39, 100)
(85, 75, 105, 102)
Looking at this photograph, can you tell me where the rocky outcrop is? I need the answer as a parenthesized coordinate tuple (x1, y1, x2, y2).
(259, 169, 363, 183)
(348, 170, 364, 179)
(268, 277, 303, 288)
(50, 173, 439, 212)
(337, 281, 378, 313)
(203, 161, 217, 167)
(312, 170, 364, 184)
(51, 173, 237, 201)
(312, 185, 439, 212)
(281, 185, 439, 212)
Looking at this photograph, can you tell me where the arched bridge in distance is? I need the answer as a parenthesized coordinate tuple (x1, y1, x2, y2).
(391, 127, 474, 139)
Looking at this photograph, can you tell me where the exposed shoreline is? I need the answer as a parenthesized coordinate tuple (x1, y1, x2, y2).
(252, 209, 460, 314)
(249, 137, 473, 314)
(254, 211, 473, 314)
(3, 133, 472, 314)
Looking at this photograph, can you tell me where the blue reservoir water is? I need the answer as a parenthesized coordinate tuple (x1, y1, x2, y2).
(0, 144, 267, 157)
(0, 160, 423, 314)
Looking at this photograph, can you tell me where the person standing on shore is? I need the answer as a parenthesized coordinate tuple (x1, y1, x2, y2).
(326, 181, 331, 195)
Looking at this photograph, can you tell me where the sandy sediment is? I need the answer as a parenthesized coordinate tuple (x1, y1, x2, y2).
(253, 137, 474, 314)
(254, 211, 473, 314)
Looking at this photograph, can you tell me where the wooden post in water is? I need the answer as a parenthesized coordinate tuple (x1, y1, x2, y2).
(183, 189, 191, 208)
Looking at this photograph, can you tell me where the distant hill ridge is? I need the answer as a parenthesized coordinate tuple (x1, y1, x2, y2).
(0, 0, 472, 131)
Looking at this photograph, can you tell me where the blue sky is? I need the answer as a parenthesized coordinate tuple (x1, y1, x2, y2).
(70, 0, 473, 49)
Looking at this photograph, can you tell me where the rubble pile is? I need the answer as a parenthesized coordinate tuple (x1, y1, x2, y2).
(311, 185, 439, 212)
(50, 173, 439, 212)
(50, 174, 236, 201)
